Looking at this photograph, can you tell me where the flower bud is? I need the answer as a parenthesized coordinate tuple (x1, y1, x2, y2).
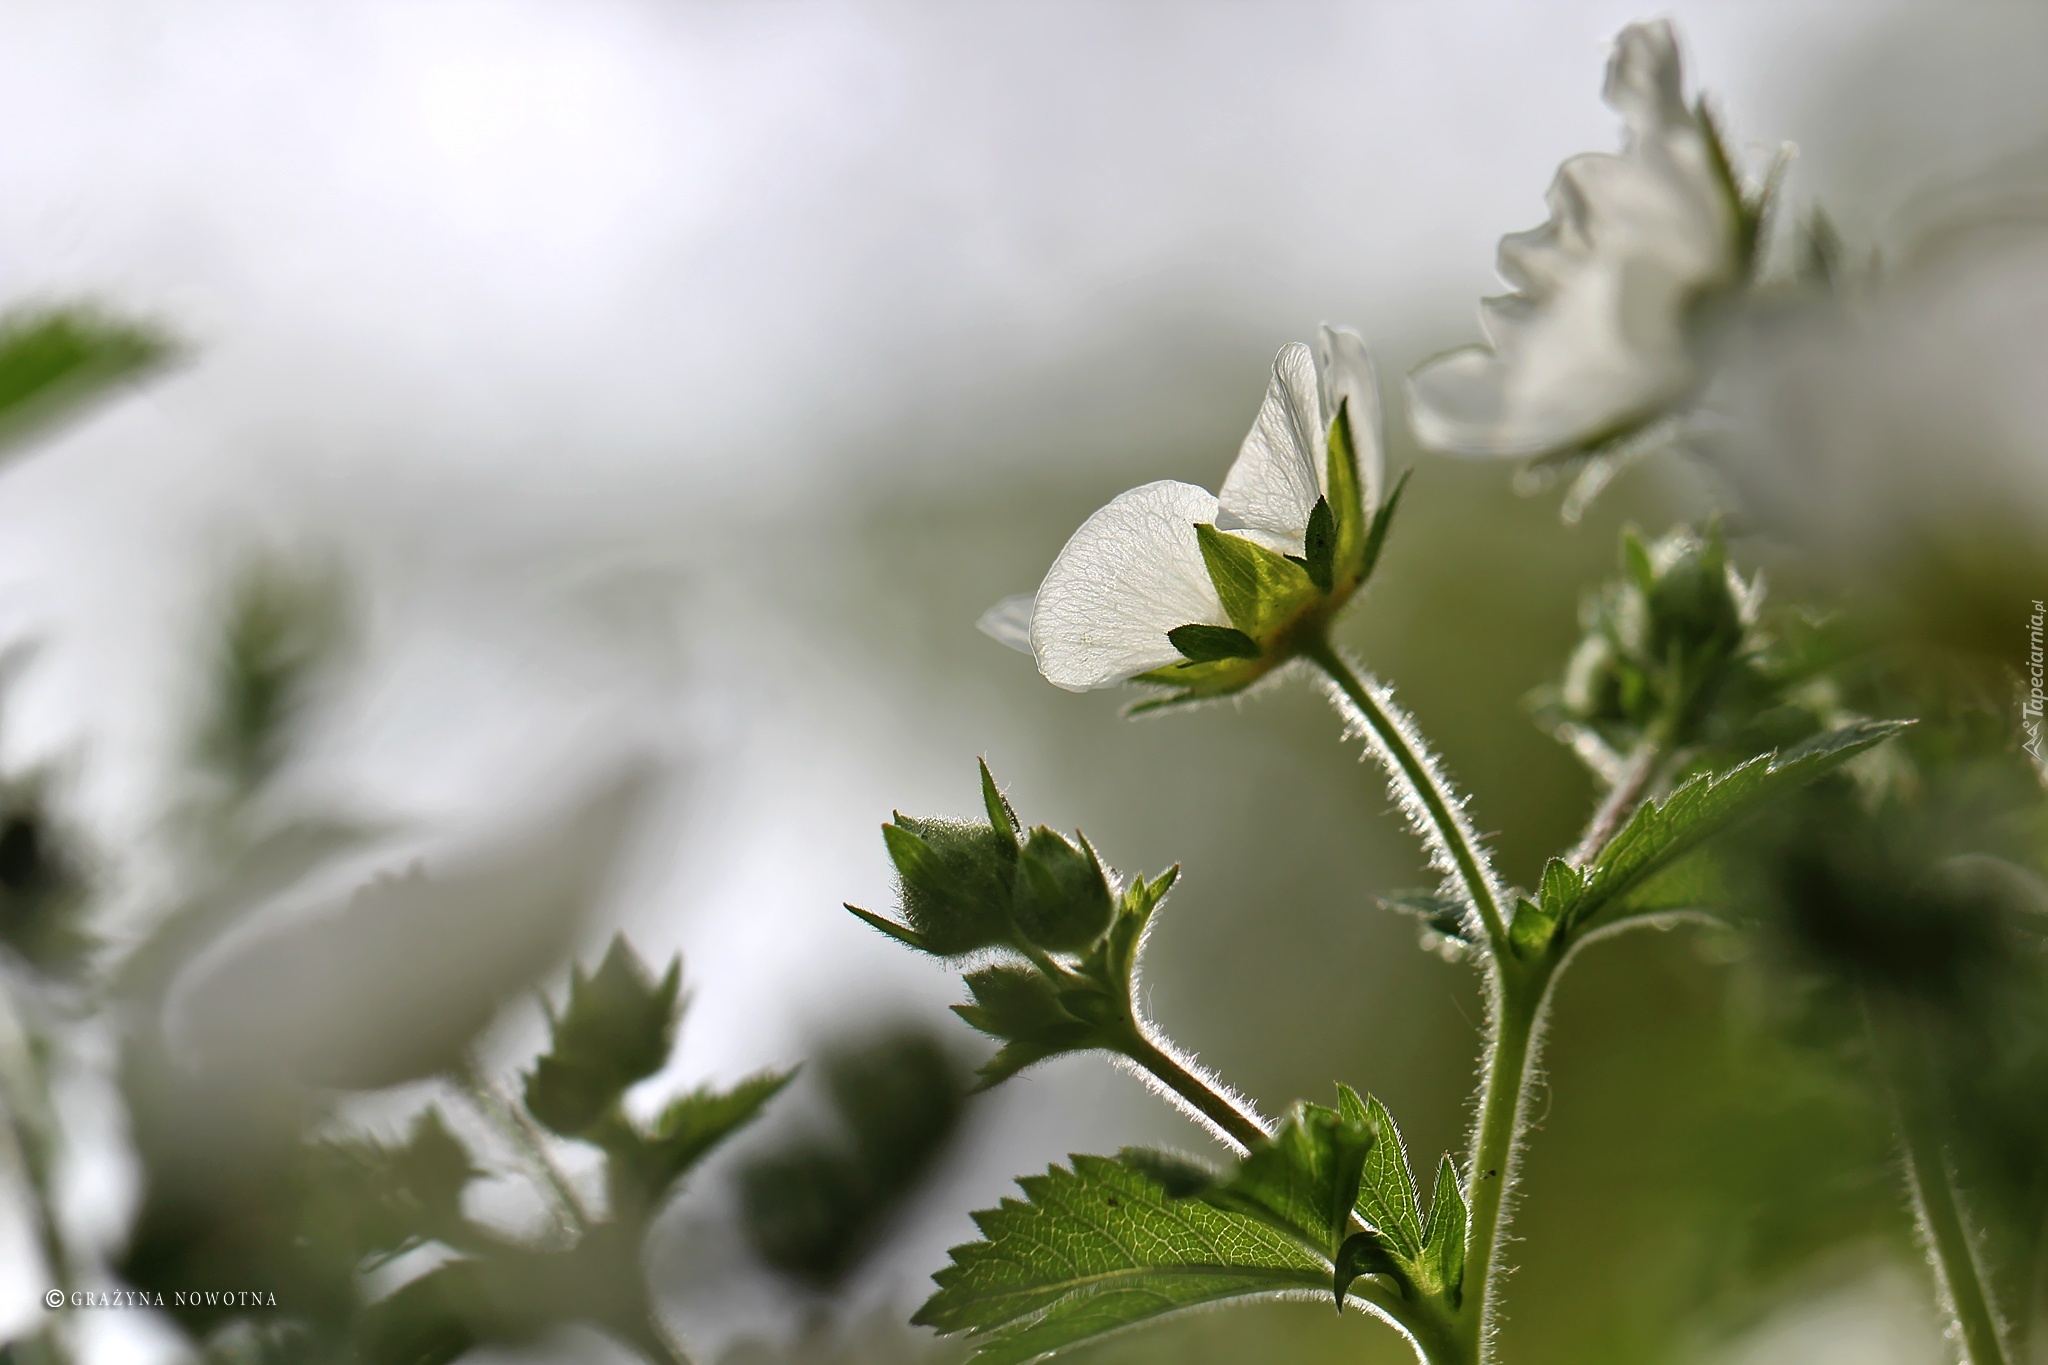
(1012, 827, 1114, 952)
(882, 815, 1017, 956)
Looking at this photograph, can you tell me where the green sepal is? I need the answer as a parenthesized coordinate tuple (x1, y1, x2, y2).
(1194, 523, 1319, 637)
(845, 902, 931, 952)
(1200, 1094, 1375, 1257)
(953, 966, 1098, 1089)
(1301, 497, 1337, 593)
(1355, 467, 1411, 588)
(1102, 866, 1175, 987)
(1326, 403, 1368, 583)
(979, 759, 1021, 849)
(1337, 1086, 1424, 1261)
(1334, 1229, 1412, 1309)
(523, 936, 682, 1137)
(882, 814, 1017, 956)
(1167, 623, 1262, 663)
(1013, 827, 1115, 951)
(1418, 1155, 1467, 1307)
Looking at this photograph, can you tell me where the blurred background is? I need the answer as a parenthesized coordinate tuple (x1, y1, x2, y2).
(2, 2, 2047, 1362)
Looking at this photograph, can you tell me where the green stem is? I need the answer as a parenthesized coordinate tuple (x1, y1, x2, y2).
(1452, 960, 1553, 1364)
(1119, 1029, 1269, 1153)
(1566, 734, 1664, 868)
(1870, 1002, 2011, 1365)
(459, 1058, 595, 1236)
(1305, 640, 1508, 952)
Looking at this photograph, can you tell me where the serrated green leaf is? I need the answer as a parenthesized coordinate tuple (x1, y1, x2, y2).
(913, 1154, 1329, 1364)
(1418, 1155, 1466, 1305)
(1337, 1087, 1422, 1261)
(1563, 720, 1908, 933)
(0, 307, 174, 456)
(1193, 524, 1318, 637)
(1201, 1098, 1373, 1257)
(1166, 623, 1262, 663)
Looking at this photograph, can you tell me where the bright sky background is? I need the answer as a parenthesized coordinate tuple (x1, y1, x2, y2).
(1, 2, 2045, 1357)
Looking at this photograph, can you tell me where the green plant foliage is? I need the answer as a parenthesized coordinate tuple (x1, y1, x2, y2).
(1194, 523, 1320, 639)
(1011, 827, 1113, 951)
(912, 1154, 1331, 1364)
(739, 1028, 970, 1288)
(0, 305, 174, 455)
(1548, 720, 1909, 935)
(1200, 1095, 1376, 1259)
(525, 936, 683, 1137)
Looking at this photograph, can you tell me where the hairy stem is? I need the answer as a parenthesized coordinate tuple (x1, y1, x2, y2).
(1119, 1029, 1269, 1153)
(459, 1058, 595, 1235)
(1454, 960, 1553, 1364)
(1870, 1002, 2011, 1365)
(1305, 640, 1508, 952)
(1566, 735, 1664, 868)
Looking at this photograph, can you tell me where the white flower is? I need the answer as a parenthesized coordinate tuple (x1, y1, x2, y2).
(1407, 20, 1747, 460)
(981, 325, 1385, 697)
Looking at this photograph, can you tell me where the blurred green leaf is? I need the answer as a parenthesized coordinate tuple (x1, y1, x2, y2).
(526, 936, 682, 1138)
(911, 1153, 1328, 1364)
(608, 1069, 793, 1214)
(0, 306, 173, 456)
(739, 1029, 967, 1289)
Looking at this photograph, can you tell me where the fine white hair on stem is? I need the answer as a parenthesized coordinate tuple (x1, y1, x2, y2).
(1110, 1026, 1268, 1153)
(1319, 660, 1507, 939)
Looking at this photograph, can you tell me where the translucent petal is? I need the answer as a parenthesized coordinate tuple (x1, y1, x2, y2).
(1030, 480, 1227, 691)
(1217, 342, 1323, 550)
(1407, 19, 1740, 459)
(977, 593, 1036, 654)
(1318, 323, 1384, 516)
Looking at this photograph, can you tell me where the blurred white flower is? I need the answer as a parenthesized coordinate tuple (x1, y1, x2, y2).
(981, 326, 1386, 700)
(167, 764, 657, 1090)
(1408, 20, 1748, 461)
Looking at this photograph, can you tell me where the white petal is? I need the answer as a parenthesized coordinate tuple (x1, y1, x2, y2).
(1318, 324, 1385, 515)
(1407, 19, 1740, 459)
(977, 593, 1036, 654)
(1217, 342, 1323, 550)
(1029, 480, 1227, 691)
